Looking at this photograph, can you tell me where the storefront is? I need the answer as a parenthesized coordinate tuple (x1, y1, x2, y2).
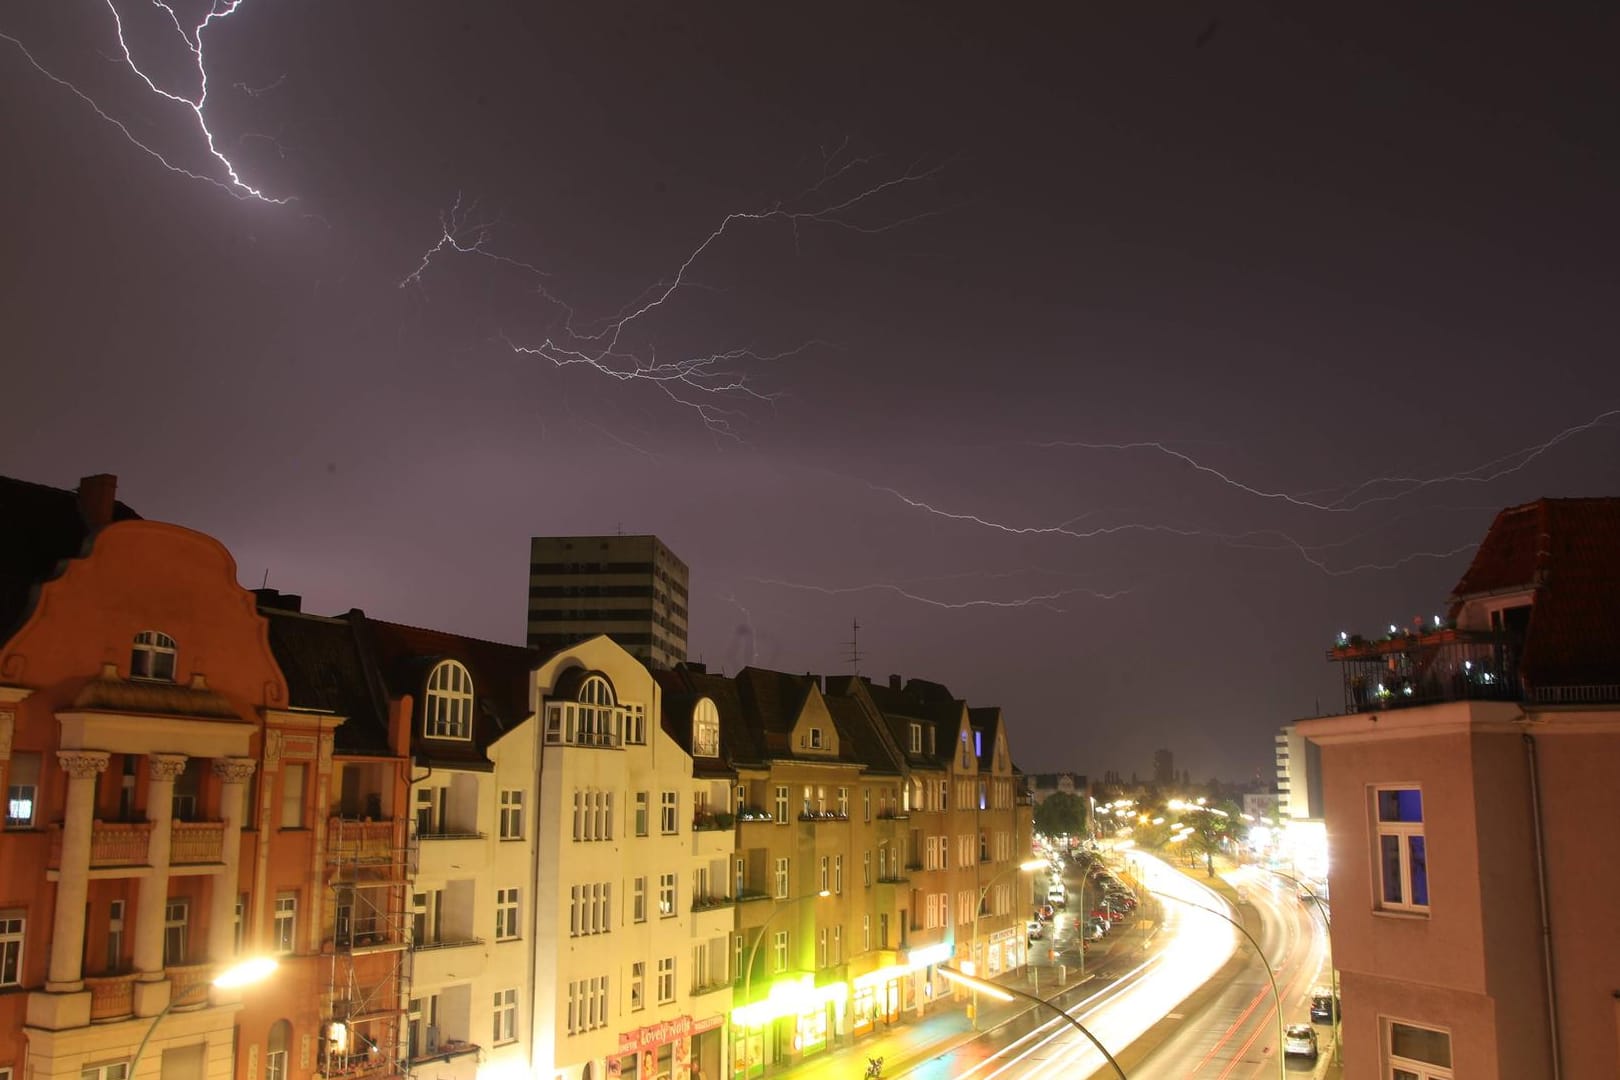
(612, 1015, 703, 1080)
(730, 976, 847, 1079)
(986, 927, 1023, 976)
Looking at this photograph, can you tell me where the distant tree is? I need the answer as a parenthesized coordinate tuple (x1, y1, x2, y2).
(1033, 792, 1086, 838)
(1183, 801, 1242, 877)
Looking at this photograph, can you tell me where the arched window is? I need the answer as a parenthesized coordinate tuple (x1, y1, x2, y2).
(578, 675, 615, 745)
(424, 661, 474, 739)
(131, 631, 177, 681)
(692, 699, 719, 758)
(267, 1020, 291, 1080)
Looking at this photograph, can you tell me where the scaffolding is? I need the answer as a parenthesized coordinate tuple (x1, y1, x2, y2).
(324, 816, 413, 1080)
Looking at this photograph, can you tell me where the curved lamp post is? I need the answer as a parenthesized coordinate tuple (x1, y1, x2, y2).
(737, 889, 832, 1063)
(129, 957, 278, 1078)
(967, 858, 1044, 1029)
(1157, 892, 1285, 1080)
(940, 966, 1127, 1080)
(1267, 867, 1340, 1066)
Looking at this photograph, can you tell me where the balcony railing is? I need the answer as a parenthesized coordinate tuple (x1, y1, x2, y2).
(798, 811, 850, 823)
(166, 962, 214, 1006)
(412, 936, 483, 952)
(1329, 630, 1523, 713)
(49, 820, 155, 869)
(170, 820, 224, 863)
(691, 895, 734, 913)
(85, 972, 137, 1020)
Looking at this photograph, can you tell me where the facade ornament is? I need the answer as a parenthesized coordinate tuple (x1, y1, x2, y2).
(264, 729, 284, 765)
(0, 709, 13, 761)
(57, 749, 111, 778)
(212, 757, 258, 784)
(317, 733, 335, 773)
(147, 753, 188, 781)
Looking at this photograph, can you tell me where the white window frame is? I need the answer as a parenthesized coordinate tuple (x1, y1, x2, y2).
(658, 873, 676, 918)
(634, 791, 649, 836)
(656, 956, 675, 1004)
(908, 723, 922, 753)
(775, 857, 789, 899)
(774, 785, 788, 823)
(498, 789, 524, 840)
(495, 887, 520, 941)
(272, 893, 296, 955)
(164, 899, 189, 965)
(1385, 1019, 1453, 1079)
(693, 699, 719, 757)
(492, 988, 518, 1045)
(0, 911, 24, 987)
(5, 752, 39, 829)
(772, 930, 788, 973)
(660, 790, 678, 834)
(633, 876, 647, 923)
(1373, 785, 1429, 914)
(424, 659, 474, 739)
(131, 630, 177, 681)
(630, 961, 645, 1011)
(81, 1064, 130, 1080)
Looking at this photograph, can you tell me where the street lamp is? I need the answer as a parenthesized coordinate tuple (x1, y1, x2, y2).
(129, 957, 278, 1078)
(966, 858, 1043, 1029)
(1268, 867, 1340, 1066)
(939, 966, 1128, 1080)
(1157, 892, 1284, 1080)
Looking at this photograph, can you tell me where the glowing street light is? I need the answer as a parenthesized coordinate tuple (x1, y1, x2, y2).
(131, 957, 279, 1078)
(966, 858, 1045, 1030)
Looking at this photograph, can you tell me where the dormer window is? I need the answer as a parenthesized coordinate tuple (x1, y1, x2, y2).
(424, 660, 474, 739)
(131, 631, 177, 681)
(803, 727, 824, 750)
(908, 724, 922, 754)
(693, 699, 719, 758)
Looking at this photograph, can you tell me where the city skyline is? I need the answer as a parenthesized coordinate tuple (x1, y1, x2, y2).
(4, 3, 1617, 780)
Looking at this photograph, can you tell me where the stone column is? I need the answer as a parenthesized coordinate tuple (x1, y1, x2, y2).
(47, 750, 110, 991)
(132, 753, 186, 1015)
(208, 758, 256, 962)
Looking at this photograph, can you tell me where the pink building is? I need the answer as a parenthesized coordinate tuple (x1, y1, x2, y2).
(1300, 498, 1620, 1079)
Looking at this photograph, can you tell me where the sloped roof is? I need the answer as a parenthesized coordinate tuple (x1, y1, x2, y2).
(262, 608, 394, 755)
(1449, 497, 1620, 689)
(968, 706, 1002, 769)
(656, 665, 765, 767)
(862, 677, 961, 769)
(0, 474, 141, 638)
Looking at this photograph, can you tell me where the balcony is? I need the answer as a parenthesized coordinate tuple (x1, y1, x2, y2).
(328, 819, 401, 869)
(49, 820, 153, 871)
(85, 972, 137, 1021)
(797, 811, 850, 826)
(691, 895, 735, 936)
(166, 963, 213, 1007)
(410, 937, 484, 985)
(1329, 629, 1523, 713)
(692, 812, 735, 856)
(170, 821, 224, 864)
(413, 830, 484, 874)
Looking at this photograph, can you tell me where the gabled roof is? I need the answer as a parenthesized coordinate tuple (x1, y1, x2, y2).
(1450, 497, 1620, 689)
(862, 677, 962, 769)
(0, 474, 141, 638)
(656, 665, 760, 767)
(968, 706, 1002, 769)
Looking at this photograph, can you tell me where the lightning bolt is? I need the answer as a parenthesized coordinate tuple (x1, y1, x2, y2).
(3, 1, 290, 203)
(403, 160, 944, 437)
(749, 577, 1131, 613)
(1034, 405, 1620, 513)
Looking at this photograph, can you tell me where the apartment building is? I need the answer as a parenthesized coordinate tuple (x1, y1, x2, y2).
(1299, 497, 1620, 1079)
(526, 537, 689, 670)
(0, 475, 365, 1080)
(533, 636, 728, 1080)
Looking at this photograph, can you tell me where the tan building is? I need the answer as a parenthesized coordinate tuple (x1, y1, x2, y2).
(1299, 497, 1620, 1079)
(526, 536, 689, 670)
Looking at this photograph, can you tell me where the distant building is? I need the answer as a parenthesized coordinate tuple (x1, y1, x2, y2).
(1273, 724, 1323, 819)
(526, 535, 689, 669)
(1024, 772, 1087, 805)
(1299, 497, 1620, 1079)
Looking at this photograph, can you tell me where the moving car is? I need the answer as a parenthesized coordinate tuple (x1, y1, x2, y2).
(1283, 1024, 1318, 1060)
(1035, 903, 1055, 921)
(1026, 920, 1045, 941)
(1047, 885, 1067, 906)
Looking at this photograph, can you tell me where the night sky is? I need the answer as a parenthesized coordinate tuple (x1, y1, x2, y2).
(4, 3, 1617, 782)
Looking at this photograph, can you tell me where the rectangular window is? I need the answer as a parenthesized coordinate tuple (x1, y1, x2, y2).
(836, 787, 849, 817)
(1375, 786, 1429, 912)
(863, 851, 872, 887)
(660, 791, 678, 834)
(772, 930, 788, 973)
(495, 888, 520, 940)
(164, 899, 190, 965)
(80, 1065, 129, 1080)
(492, 988, 517, 1044)
(635, 791, 649, 836)
(280, 764, 306, 829)
(691, 942, 711, 991)
(659, 873, 676, 918)
(5, 752, 40, 828)
(833, 925, 842, 964)
(774, 785, 789, 823)
(817, 927, 828, 968)
(862, 914, 871, 951)
(656, 956, 675, 1004)
(775, 857, 789, 899)
(498, 790, 524, 840)
(630, 960, 645, 1011)
(566, 977, 609, 1034)
(272, 894, 295, 954)
(908, 724, 922, 753)
(0, 911, 23, 986)
(863, 787, 872, 822)
(819, 856, 829, 892)
(834, 855, 843, 894)
(633, 877, 647, 923)
(1388, 1020, 1453, 1078)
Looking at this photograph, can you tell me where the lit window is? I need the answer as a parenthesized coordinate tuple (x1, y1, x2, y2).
(131, 631, 176, 681)
(658, 873, 676, 918)
(1374, 787, 1428, 913)
(693, 699, 719, 757)
(908, 723, 921, 754)
(424, 661, 474, 739)
(5, 752, 39, 829)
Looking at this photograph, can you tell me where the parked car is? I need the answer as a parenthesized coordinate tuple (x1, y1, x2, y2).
(1310, 988, 1340, 1023)
(1047, 886, 1067, 906)
(1035, 904, 1055, 921)
(1084, 917, 1108, 940)
(1283, 1024, 1319, 1060)
(1088, 911, 1112, 931)
(1026, 920, 1045, 941)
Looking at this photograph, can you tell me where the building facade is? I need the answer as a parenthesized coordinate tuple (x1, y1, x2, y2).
(1300, 497, 1620, 1079)
(526, 537, 689, 670)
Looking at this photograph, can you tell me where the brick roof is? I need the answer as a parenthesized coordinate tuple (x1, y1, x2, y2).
(1449, 497, 1620, 690)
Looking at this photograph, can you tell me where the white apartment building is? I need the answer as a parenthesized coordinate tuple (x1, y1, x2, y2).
(533, 637, 729, 1080)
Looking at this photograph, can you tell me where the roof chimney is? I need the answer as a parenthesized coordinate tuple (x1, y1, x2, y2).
(77, 474, 118, 531)
(253, 588, 303, 613)
(888, 674, 902, 691)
